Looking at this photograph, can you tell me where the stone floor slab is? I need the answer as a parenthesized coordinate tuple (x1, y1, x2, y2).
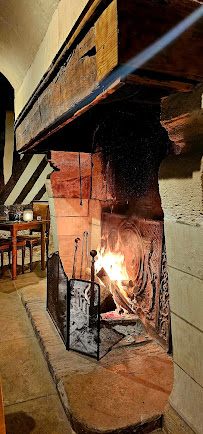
(0, 295, 35, 343)
(0, 263, 76, 434)
(63, 343, 173, 432)
(20, 281, 47, 302)
(0, 278, 17, 295)
(4, 395, 74, 434)
(0, 336, 57, 406)
(13, 266, 47, 291)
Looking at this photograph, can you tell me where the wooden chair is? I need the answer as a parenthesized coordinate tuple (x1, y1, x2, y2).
(18, 201, 50, 272)
(0, 239, 26, 274)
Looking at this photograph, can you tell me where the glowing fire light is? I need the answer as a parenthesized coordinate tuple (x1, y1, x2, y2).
(95, 248, 136, 314)
(95, 248, 129, 282)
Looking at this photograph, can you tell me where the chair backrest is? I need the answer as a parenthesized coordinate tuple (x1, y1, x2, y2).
(32, 201, 50, 237)
(33, 201, 49, 221)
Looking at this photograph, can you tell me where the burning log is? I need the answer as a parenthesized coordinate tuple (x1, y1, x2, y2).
(85, 266, 116, 313)
(96, 267, 117, 313)
(94, 248, 140, 315)
(110, 281, 135, 314)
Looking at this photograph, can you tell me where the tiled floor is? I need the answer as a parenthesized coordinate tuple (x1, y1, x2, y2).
(0, 263, 74, 434)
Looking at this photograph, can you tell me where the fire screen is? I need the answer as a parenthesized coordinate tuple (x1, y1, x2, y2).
(67, 279, 100, 359)
(47, 252, 68, 344)
(47, 253, 123, 359)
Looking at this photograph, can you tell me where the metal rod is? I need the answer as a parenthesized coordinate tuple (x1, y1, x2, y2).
(79, 152, 83, 206)
(86, 232, 89, 268)
(72, 237, 80, 278)
(80, 231, 88, 279)
(89, 249, 97, 322)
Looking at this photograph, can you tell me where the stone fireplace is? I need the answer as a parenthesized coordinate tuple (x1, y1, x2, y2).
(14, 0, 202, 429)
(46, 103, 171, 353)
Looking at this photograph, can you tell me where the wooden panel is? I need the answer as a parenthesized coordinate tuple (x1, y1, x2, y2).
(59, 27, 97, 115)
(95, 0, 118, 81)
(126, 74, 195, 94)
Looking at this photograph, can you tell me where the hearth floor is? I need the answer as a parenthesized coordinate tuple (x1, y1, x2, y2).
(0, 262, 173, 434)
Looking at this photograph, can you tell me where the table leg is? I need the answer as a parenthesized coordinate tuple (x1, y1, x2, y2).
(41, 222, 46, 270)
(11, 228, 17, 280)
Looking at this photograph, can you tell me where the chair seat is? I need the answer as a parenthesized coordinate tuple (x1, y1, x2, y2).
(17, 235, 48, 247)
(0, 238, 9, 245)
(0, 239, 26, 275)
(0, 242, 10, 251)
(0, 239, 26, 250)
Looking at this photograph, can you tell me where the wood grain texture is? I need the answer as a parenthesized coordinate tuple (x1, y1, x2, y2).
(118, 0, 203, 82)
(15, 0, 203, 153)
(95, 0, 118, 81)
(126, 74, 195, 94)
(16, 25, 98, 152)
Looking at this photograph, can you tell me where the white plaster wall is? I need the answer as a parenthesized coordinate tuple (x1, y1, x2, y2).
(15, 0, 89, 118)
(0, 0, 61, 90)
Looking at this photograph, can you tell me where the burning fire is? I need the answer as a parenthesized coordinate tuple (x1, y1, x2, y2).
(95, 248, 129, 282)
(95, 248, 136, 314)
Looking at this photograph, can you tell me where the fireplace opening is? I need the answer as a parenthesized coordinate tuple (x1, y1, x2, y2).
(47, 102, 172, 358)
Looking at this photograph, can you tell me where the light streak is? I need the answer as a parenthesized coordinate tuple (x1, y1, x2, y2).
(102, 5, 203, 90)
(65, 5, 203, 121)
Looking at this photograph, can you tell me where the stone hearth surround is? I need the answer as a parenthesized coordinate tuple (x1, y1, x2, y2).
(21, 278, 174, 434)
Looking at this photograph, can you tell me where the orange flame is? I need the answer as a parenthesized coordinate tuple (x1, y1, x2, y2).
(95, 248, 129, 282)
(95, 248, 136, 314)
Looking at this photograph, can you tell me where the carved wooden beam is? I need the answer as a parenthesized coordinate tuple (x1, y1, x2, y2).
(15, 0, 203, 153)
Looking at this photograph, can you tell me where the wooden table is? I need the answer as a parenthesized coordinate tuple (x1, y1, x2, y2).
(0, 220, 48, 280)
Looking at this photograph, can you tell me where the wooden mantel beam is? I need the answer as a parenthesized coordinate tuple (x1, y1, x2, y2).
(15, 0, 203, 153)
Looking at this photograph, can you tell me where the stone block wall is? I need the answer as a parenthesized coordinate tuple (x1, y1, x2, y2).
(159, 85, 203, 434)
(47, 151, 112, 278)
(159, 156, 203, 434)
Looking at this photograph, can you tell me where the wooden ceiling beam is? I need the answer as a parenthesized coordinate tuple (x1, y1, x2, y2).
(15, 0, 203, 153)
